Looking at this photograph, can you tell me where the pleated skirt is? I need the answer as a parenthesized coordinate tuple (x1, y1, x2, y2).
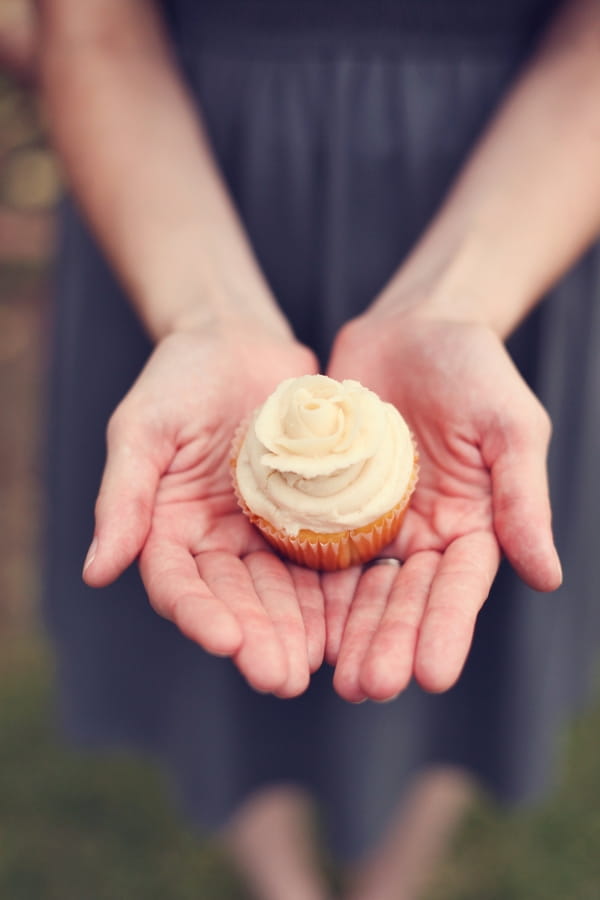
(44, 0, 600, 859)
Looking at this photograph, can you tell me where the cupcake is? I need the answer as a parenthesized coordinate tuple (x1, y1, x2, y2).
(232, 375, 418, 571)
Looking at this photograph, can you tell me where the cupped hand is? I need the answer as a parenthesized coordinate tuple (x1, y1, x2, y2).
(82, 323, 324, 697)
(324, 312, 562, 702)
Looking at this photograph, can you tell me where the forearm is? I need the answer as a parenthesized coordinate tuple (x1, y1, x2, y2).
(374, 0, 600, 338)
(37, 0, 290, 341)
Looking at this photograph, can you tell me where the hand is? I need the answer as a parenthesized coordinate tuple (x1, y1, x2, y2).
(82, 324, 324, 697)
(324, 312, 562, 702)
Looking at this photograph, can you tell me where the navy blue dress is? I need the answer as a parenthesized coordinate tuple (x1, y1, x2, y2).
(44, 0, 600, 859)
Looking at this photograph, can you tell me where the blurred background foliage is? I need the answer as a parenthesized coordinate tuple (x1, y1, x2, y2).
(1, 7, 599, 897)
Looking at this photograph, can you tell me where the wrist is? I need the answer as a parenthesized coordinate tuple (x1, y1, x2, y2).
(137, 279, 293, 344)
(371, 226, 534, 340)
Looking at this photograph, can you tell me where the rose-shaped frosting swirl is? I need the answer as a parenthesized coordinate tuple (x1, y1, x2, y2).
(235, 375, 416, 535)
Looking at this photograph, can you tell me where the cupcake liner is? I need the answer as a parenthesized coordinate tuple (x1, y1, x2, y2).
(251, 495, 412, 570)
(231, 424, 419, 571)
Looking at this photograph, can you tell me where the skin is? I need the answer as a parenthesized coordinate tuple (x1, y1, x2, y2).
(36, 0, 600, 702)
(325, 317, 558, 701)
(86, 326, 323, 698)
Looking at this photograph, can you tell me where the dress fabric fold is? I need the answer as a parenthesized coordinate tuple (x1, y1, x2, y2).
(44, 0, 600, 859)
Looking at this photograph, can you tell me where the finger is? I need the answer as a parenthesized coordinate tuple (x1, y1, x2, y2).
(139, 539, 242, 656)
(485, 412, 562, 592)
(289, 564, 326, 673)
(358, 551, 439, 701)
(332, 563, 399, 703)
(321, 566, 363, 665)
(414, 532, 500, 693)
(83, 415, 168, 587)
(245, 552, 311, 698)
(196, 551, 289, 695)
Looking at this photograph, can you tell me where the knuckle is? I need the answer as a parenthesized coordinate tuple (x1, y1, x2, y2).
(106, 398, 151, 451)
(503, 394, 552, 451)
(105, 404, 128, 445)
(93, 489, 107, 519)
(522, 398, 552, 448)
(334, 317, 370, 359)
(535, 403, 553, 441)
(145, 569, 177, 622)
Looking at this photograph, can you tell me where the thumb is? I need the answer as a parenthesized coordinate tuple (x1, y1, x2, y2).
(484, 407, 562, 593)
(83, 414, 165, 587)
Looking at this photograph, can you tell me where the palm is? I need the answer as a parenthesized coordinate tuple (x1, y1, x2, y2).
(324, 314, 561, 701)
(86, 329, 324, 697)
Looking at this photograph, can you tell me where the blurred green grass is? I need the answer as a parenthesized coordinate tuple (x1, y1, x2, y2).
(0, 638, 248, 900)
(1, 635, 599, 900)
(429, 688, 600, 900)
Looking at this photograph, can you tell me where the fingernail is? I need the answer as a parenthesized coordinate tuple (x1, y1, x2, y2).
(83, 536, 98, 574)
(547, 541, 563, 587)
(554, 552, 563, 586)
(556, 556, 564, 585)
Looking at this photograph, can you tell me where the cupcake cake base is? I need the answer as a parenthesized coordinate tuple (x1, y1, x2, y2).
(232, 454, 418, 571)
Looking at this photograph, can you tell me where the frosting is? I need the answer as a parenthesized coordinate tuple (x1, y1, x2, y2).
(235, 375, 415, 535)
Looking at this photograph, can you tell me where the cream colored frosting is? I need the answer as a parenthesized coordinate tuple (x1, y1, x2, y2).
(235, 375, 416, 536)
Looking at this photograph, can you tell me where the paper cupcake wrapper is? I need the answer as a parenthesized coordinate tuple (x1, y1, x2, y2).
(231, 420, 419, 571)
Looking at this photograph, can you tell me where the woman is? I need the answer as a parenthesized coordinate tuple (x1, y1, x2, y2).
(39, 0, 600, 897)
